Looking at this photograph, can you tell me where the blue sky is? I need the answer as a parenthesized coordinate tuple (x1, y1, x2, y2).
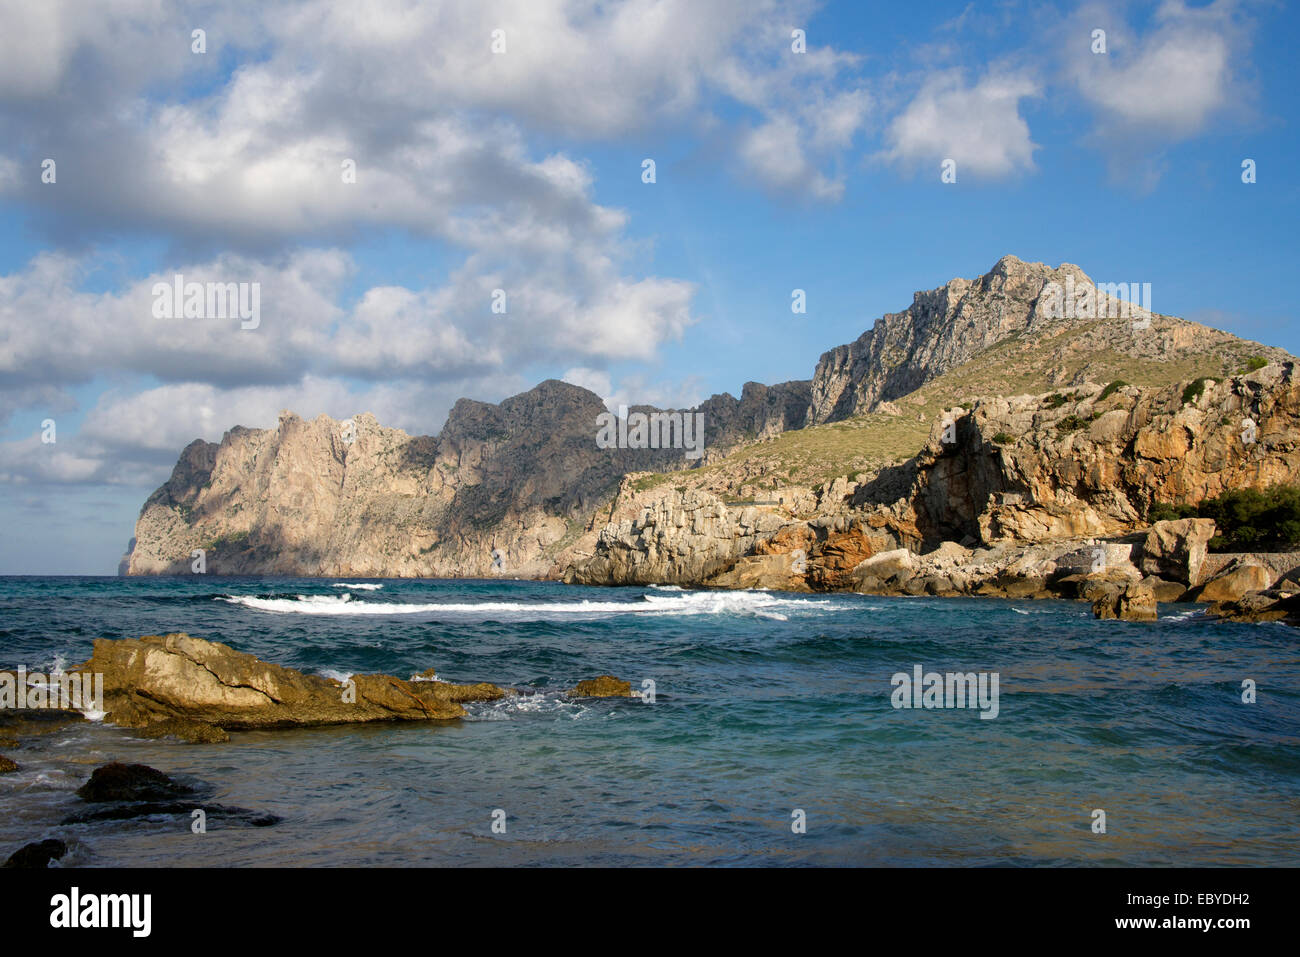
(0, 0, 1296, 574)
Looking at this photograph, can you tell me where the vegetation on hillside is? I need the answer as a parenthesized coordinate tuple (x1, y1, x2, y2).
(1149, 486, 1300, 552)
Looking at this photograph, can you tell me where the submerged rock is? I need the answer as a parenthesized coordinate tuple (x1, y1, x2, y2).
(75, 632, 505, 731)
(2, 839, 67, 869)
(569, 676, 634, 698)
(136, 718, 230, 744)
(76, 763, 193, 802)
(0, 755, 17, 773)
(0, 707, 85, 738)
(62, 802, 279, 827)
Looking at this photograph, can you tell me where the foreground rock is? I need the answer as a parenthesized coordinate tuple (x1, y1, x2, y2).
(76, 763, 192, 802)
(569, 676, 634, 698)
(76, 633, 506, 731)
(2, 839, 67, 869)
(68, 762, 280, 828)
(0, 755, 18, 773)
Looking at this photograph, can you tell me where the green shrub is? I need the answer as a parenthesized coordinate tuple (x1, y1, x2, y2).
(991, 432, 1014, 445)
(1044, 393, 1068, 409)
(1055, 414, 1091, 432)
(1149, 486, 1300, 552)
(1147, 502, 1198, 523)
(1240, 356, 1268, 373)
(1098, 380, 1128, 402)
(1182, 377, 1210, 405)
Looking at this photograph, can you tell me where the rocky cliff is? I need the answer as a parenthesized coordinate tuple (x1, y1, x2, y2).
(808, 254, 1286, 422)
(566, 364, 1300, 590)
(126, 378, 808, 577)
(127, 255, 1294, 581)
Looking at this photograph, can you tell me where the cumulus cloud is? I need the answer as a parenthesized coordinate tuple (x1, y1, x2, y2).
(1064, 0, 1247, 138)
(879, 69, 1039, 179)
(0, 245, 696, 423)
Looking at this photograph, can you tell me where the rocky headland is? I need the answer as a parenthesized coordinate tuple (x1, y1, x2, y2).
(120, 255, 1300, 622)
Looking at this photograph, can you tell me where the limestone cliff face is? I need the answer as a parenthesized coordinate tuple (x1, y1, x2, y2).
(567, 364, 1300, 588)
(808, 255, 1285, 423)
(872, 362, 1300, 548)
(125, 379, 807, 577)
(127, 255, 1295, 581)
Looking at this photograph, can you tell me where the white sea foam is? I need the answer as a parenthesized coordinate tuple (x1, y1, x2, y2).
(331, 583, 383, 590)
(318, 668, 354, 683)
(218, 588, 843, 621)
(465, 691, 592, 721)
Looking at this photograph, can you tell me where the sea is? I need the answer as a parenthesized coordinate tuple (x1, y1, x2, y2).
(1, 575, 1298, 867)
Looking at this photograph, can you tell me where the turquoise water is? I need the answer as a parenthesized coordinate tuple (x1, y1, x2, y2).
(1, 575, 1298, 866)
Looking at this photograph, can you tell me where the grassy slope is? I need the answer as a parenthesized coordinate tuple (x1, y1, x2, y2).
(623, 321, 1291, 501)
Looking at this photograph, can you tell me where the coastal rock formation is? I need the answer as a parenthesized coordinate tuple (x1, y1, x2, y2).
(0, 756, 17, 773)
(1092, 580, 1159, 621)
(78, 633, 506, 730)
(127, 255, 1294, 584)
(67, 763, 280, 828)
(808, 255, 1287, 423)
(135, 718, 231, 744)
(569, 676, 634, 698)
(1207, 590, 1300, 625)
(125, 380, 807, 579)
(570, 366, 1300, 598)
(1195, 564, 1275, 603)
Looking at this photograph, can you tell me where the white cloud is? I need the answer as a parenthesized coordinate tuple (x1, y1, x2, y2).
(880, 69, 1039, 178)
(1065, 0, 1245, 138)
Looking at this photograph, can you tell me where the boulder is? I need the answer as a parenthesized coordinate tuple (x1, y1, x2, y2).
(853, 548, 915, 580)
(75, 633, 506, 730)
(76, 763, 193, 803)
(707, 552, 812, 591)
(851, 549, 919, 593)
(1093, 580, 1157, 621)
(569, 676, 634, 698)
(2, 839, 67, 869)
(1196, 564, 1274, 603)
(1141, 519, 1216, 586)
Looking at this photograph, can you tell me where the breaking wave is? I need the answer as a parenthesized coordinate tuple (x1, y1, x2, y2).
(217, 589, 850, 621)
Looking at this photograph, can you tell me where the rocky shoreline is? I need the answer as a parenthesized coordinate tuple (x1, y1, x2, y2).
(0, 633, 638, 866)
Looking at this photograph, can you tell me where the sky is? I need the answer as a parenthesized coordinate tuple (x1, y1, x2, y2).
(0, 0, 1296, 574)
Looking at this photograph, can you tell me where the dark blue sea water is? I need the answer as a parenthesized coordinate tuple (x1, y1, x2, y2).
(1, 575, 1298, 867)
